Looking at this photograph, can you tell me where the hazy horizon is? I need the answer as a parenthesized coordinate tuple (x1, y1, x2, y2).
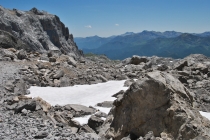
(74, 30, 210, 38)
(0, 0, 210, 37)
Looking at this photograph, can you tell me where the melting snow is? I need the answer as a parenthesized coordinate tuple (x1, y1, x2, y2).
(73, 115, 92, 125)
(27, 80, 128, 124)
(199, 111, 210, 121)
(95, 106, 112, 114)
(28, 80, 127, 106)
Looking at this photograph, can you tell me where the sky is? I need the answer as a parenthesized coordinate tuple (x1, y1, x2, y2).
(0, 0, 210, 37)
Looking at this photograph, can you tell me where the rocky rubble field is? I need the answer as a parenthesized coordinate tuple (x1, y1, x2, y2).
(1, 47, 210, 140)
(0, 5, 210, 140)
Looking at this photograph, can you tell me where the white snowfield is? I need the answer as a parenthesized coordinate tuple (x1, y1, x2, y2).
(27, 80, 210, 125)
(28, 80, 127, 106)
(28, 80, 128, 125)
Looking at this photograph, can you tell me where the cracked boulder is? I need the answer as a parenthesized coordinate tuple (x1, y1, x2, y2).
(99, 71, 210, 140)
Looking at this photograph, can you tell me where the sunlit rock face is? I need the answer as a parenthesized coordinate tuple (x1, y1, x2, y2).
(0, 6, 82, 57)
(99, 71, 210, 140)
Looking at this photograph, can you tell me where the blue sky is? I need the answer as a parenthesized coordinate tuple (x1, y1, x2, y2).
(0, 0, 210, 37)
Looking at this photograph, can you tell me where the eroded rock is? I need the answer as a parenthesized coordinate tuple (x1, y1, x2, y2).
(99, 71, 210, 140)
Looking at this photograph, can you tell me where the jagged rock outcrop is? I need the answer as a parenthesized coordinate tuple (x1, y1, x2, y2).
(99, 71, 210, 140)
(0, 30, 30, 51)
(0, 6, 82, 57)
(130, 55, 149, 65)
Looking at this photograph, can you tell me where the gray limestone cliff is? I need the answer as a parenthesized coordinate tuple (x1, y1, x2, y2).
(0, 6, 82, 58)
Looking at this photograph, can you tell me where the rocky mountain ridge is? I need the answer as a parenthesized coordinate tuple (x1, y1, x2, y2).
(0, 6, 82, 58)
(75, 30, 210, 50)
(76, 31, 210, 60)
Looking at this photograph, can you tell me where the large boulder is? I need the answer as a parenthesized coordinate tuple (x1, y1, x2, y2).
(17, 49, 28, 60)
(99, 71, 210, 140)
(173, 60, 188, 71)
(130, 55, 148, 65)
(88, 115, 104, 133)
(64, 104, 96, 117)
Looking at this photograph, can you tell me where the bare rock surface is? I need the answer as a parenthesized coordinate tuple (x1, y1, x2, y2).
(64, 104, 96, 117)
(88, 115, 104, 133)
(99, 71, 210, 140)
(0, 6, 82, 57)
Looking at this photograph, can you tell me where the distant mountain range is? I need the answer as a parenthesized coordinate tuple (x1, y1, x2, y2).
(74, 31, 210, 60)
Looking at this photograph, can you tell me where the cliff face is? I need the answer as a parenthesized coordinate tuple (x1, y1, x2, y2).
(0, 6, 82, 58)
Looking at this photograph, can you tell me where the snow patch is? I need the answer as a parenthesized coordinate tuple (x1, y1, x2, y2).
(73, 115, 92, 125)
(199, 111, 210, 121)
(37, 59, 49, 62)
(27, 80, 129, 125)
(28, 80, 127, 107)
(95, 107, 112, 115)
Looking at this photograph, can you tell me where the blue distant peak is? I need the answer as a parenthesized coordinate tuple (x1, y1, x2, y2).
(120, 32, 135, 36)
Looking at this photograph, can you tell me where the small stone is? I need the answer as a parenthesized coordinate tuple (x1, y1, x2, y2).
(21, 108, 28, 114)
(34, 131, 49, 139)
(49, 57, 56, 62)
(53, 69, 64, 79)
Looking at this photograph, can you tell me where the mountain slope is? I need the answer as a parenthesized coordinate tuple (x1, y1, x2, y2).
(74, 31, 182, 50)
(83, 33, 210, 60)
(0, 6, 82, 57)
(74, 35, 114, 49)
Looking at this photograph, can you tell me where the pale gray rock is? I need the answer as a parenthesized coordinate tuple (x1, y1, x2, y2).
(97, 101, 113, 108)
(0, 6, 82, 57)
(99, 71, 210, 140)
(124, 79, 135, 87)
(0, 49, 17, 60)
(68, 56, 77, 66)
(53, 69, 64, 79)
(64, 104, 96, 117)
(60, 77, 70, 87)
